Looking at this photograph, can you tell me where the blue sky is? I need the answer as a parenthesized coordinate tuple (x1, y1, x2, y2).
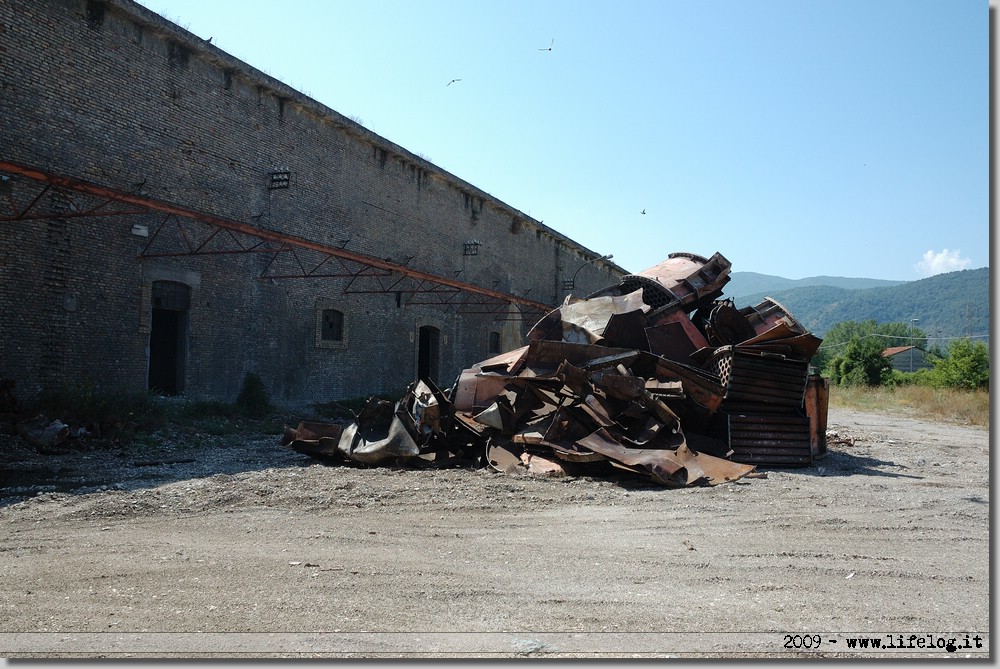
(136, 0, 988, 281)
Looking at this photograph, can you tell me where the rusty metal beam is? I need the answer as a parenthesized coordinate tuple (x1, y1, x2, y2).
(0, 179, 148, 222)
(0, 160, 553, 313)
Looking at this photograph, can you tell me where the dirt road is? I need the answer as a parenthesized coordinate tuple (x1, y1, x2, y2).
(0, 407, 989, 659)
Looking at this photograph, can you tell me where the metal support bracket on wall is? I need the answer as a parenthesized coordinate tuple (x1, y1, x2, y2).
(0, 160, 550, 322)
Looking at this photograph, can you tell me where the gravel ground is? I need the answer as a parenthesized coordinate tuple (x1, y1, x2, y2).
(0, 407, 990, 659)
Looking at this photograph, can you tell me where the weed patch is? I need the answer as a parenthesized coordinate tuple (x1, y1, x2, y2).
(830, 385, 989, 428)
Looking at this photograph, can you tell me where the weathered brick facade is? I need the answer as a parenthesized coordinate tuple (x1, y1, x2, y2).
(0, 0, 623, 404)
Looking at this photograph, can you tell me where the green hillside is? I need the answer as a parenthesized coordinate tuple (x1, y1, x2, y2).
(726, 271, 906, 299)
(729, 267, 990, 340)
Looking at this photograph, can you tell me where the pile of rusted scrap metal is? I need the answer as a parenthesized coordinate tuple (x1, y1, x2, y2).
(282, 251, 830, 488)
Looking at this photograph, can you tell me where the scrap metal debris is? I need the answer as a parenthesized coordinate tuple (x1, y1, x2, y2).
(284, 251, 829, 487)
(15, 415, 71, 450)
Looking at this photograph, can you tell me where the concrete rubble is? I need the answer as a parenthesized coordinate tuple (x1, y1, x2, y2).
(283, 251, 830, 487)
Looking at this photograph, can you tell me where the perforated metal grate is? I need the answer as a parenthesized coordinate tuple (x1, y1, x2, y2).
(703, 348, 734, 387)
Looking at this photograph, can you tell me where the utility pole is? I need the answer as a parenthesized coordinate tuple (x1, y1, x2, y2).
(910, 318, 919, 372)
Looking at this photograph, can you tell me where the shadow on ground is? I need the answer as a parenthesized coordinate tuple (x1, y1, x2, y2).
(792, 447, 924, 479)
(0, 432, 316, 508)
(1, 433, 926, 508)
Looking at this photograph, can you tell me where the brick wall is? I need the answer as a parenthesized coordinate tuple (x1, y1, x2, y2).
(0, 0, 624, 403)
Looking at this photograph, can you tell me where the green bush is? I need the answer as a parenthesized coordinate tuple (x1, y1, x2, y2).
(892, 368, 934, 387)
(18, 378, 289, 444)
(23, 382, 166, 432)
(827, 336, 893, 387)
(929, 339, 989, 390)
(235, 372, 272, 417)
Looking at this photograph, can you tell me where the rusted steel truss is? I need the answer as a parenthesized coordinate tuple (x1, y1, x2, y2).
(0, 179, 148, 222)
(0, 160, 550, 321)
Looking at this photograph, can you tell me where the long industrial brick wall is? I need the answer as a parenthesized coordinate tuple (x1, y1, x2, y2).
(0, 0, 623, 404)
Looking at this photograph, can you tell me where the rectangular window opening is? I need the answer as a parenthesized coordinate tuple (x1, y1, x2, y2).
(321, 309, 344, 341)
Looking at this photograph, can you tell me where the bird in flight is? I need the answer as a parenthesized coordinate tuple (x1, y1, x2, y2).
(539, 38, 554, 51)
(447, 78, 462, 86)
(641, 209, 646, 215)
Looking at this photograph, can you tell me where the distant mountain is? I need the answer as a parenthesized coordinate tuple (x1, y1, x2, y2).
(726, 271, 905, 299)
(725, 267, 989, 340)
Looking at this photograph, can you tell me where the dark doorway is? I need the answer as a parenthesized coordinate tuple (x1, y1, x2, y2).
(148, 281, 189, 395)
(417, 325, 440, 383)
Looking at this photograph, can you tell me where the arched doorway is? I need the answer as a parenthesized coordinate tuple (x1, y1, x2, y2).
(148, 280, 189, 395)
(417, 325, 440, 384)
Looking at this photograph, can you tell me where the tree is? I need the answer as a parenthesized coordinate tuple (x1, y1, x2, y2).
(877, 320, 926, 349)
(815, 320, 879, 374)
(816, 320, 925, 378)
(930, 339, 989, 390)
(828, 336, 893, 387)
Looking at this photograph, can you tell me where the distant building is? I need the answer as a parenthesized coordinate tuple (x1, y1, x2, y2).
(882, 346, 935, 372)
